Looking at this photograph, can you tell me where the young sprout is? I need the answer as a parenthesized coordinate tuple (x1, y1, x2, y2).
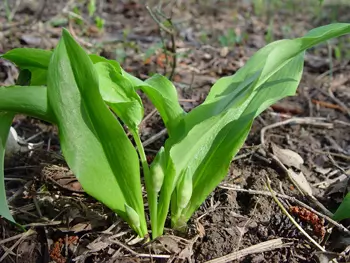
(125, 203, 141, 234)
(150, 147, 165, 193)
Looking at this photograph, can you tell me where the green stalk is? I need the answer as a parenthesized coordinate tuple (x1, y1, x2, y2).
(131, 130, 159, 238)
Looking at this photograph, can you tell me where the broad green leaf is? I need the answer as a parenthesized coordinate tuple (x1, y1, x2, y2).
(333, 192, 350, 221)
(167, 23, 350, 228)
(96, 63, 185, 137)
(143, 75, 185, 135)
(0, 86, 55, 123)
(89, 54, 122, 73)
(94, 62, 143, 131)
(0, 112, 15, 223)
(1, 48, 52, 85)
(47, 29, 147, 236)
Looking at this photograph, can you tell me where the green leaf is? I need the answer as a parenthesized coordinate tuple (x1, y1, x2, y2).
(94, 62, 143, 131)
(142, 74, 185, 136)
(333, 192, 350, 221)
(1, 48, 52, 85)
(167, 23, 350, 228)
(0, 86, 55, 123)
(89, 54, 122, 73)
(0, 112, 15, 223)
(113, 71, 185, 137)
(47, 29, 147, 236)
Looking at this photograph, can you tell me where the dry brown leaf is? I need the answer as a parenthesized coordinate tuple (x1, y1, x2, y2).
(271, 143, 304, 169)
(288, 169, 313, 196)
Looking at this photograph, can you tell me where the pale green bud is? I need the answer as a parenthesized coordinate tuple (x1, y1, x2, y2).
(150, 147, 165, 193)
(177, 167, 192, 209)
(125, 203, 140, 229)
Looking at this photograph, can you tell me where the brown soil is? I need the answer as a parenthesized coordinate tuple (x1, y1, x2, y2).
(1, 1, 350, 263)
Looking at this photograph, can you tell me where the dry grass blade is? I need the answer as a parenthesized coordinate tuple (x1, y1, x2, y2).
(0, 229, 36, 261)
(265, 177, 326, 252)
(203, 238, 291, 263)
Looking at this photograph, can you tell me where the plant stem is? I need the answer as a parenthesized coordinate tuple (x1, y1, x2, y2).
(132, 130, 159, 238)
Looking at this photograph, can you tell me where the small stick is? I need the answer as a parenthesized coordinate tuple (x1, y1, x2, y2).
(137, 253, 171, 259)
(142, 128, 167, 147)
(260, 117, 333, 146)
(108, 238, 138, 256)
(0, 232, 26, 245)
(146, 5, 177, 80)
(0, 229, 35, 261)
(204, 238, 291, 263)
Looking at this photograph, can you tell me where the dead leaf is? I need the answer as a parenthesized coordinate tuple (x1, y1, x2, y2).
(178, 246, 193, 259)
(288, 169, 313, 196)
(87, 241, 109, 252)
(271, 143, 304, 169)
(325, 174, 349, 196)
(196, 221, 205, 238)
(158, 236, 181, 254)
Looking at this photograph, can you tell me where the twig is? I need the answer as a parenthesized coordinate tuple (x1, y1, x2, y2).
(328, 87, 350, 118)
(146, 6, 173, 35)
(219, 183, 350, 236)
(204, 238, 291, 263)
(0, 229, 35, 261)
(315, 82, 350, 119)
(146, 5, 177, 80)
(311, 99, 347, 113)
(140, 108, 158, 129)
(22, 221, 62, 228)
(265, 177, 326, 252)
(0, 232, 26, 245)
(142, 128, 167, 147)
(313, 150, 350, 161)
(108, 238, 137, 256)
(260, 117, 333, 146)
(137, 253, 171, 259)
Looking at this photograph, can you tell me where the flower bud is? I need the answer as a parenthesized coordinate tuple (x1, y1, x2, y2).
(125, 203, 140, 229)
(177, 167, 192, 209)
(150, 147, 165, 193)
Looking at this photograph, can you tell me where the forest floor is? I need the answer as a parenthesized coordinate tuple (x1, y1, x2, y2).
(1, 1, 350, 262)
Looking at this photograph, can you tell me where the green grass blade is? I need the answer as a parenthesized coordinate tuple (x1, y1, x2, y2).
(47, 29, 147, 237)
(333, 192, 350, 221)
(0, 112, 15, 223)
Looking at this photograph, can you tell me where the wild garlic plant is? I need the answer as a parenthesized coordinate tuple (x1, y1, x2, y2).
(1, 24, 350, 239)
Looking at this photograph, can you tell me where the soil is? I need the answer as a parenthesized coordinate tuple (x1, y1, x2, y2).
(1, 1, 350, 263)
